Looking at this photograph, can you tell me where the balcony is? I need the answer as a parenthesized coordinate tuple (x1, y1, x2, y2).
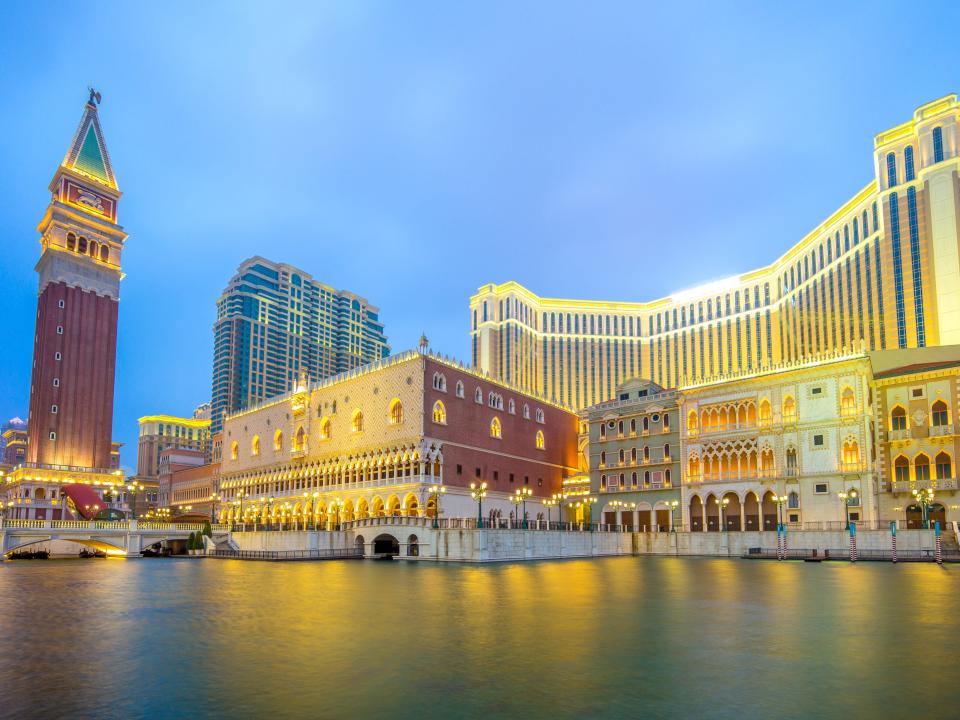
(781, 414, 798, 426)
(930, 423, 955, 437)
(889, 429, 910, 441)
(839, 461, 866, 474)
(890, 477, 958, 493)
(641, 429, 650, 437)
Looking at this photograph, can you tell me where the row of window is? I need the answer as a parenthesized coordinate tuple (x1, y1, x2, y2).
(433, 372, 545, 422)
(65, 232, 109, 263)
(599, 445, 671, 467)
(890, 401, 950, 430)
(601, 469, 673, 489)
(892, 452, 953, 482)
(599, 413, 670, 438)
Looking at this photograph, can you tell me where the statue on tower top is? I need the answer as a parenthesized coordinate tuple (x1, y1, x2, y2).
(88, 87, 102, 106)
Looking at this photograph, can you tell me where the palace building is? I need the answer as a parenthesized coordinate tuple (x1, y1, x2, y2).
(2, 92, 131, 520)
(211, 257, 391, 433)
(471, 95, 960, 410)
(216, 348, 579, 526)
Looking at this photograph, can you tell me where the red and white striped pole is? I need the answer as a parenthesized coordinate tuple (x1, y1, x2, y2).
(849, 523, 857, 562)
(935, 521, 942, 566)
(890, 521, 897, 564)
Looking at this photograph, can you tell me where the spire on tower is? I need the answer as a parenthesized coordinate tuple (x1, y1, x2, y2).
(60, 90, 118, 191)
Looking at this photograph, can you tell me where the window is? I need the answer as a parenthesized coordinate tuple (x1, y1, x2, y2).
(455, 380, 464, 398)
(788, 491, 799, 509)
(58, 300, 65, 309)
(56, 326, 63, 335)
(53, 378, 60, 387)
(932, 400, 948, 427)
(600, 450, 606, 467)
(782, 396, 796, 422)
(523, 404, 530, 419)
(100, 246, 109, 262)
(813, 435, 824, 447)
(535, 430, 545, 449)
(786, 448, 797, 469)
(935, 452, 952, 480)
(352, 410, 364, 432)
(814, 483, 828, 494)
(663, 443, 670, 460)
(536, 408, 545, 424)
(508, 399, 515, 414)
(915, 454, 931, 482)
(891, 406, 907, 431)
(456, 464, 462, 475)
(433, 373, 446, 392)
(230, 441, 239, 460)
(49, 431, 56, 441)
(66, 232, 76, 251)
(886, 151, 897, 187)
(933, 126, 944, 163)
(320, 417, 331, 440)
(251, 435, 260, 456)
(842, 440, 860, 466)
(904, 145, 915, 182)
(894, 455, 909, 482)
(475, 388, 483, 404)
(811, 386, 822, 395)
(51, 404, 58, 414)
(388, 399, 404, 425)
(78, 236, 87, 253)
(490, 416, 502, 439)
(432, 400, 447, 425)
(55, 352, 61, 361)
(840, 387, 855, 416)
(274, 429, 283, 451)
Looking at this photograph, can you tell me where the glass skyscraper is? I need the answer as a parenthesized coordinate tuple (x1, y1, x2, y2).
(211, 257, 390, 432)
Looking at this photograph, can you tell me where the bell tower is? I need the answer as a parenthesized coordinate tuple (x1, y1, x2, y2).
(25, 91, 127, 471)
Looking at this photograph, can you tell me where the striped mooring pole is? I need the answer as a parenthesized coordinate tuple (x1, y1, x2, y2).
(890, 521, 897, 563)
(935, 521, 942, 566)
(849, 522, 857, 562)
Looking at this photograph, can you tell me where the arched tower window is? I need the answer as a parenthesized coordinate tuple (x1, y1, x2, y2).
(782, 396, 797, 422)
(490, 416, 502, 439)
(432, 400, 446, 425)
(886, 151, 898, 187)
(294, 426, 306, 451)
(535, 430, 545, 449)
(455, 380, 464, 398)
(66, 233, 76, 251)
(99, 245, 109, 262)
(904, 145, 915, 182)
(933, 126, 944, 163)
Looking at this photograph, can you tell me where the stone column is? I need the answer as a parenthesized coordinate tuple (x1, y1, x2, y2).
(740, 505, 746, 531)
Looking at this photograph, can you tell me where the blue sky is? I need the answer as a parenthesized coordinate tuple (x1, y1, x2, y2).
(1, 2, 958, 470)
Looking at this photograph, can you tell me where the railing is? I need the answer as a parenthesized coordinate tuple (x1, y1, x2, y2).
(0, 519, 229, 532)
(209, 548, 363, 561)
(231, 517, 619, 533)
(696, 422, 758, 437)
(12, 461, 118, 474)
(929, 423, 955, 437)
(839, 462, 866, 473)
(888, 429, 911, 441)
(890, 478, 958, 492)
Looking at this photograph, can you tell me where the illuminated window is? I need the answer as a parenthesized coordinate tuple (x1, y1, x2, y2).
(352, 410, 364, 432)
(535, 430, 545, 449)
(840, 387, 856, 416)
(273, 429, 283, 451)
(932, 400, 948, 427)
(935, 452, 952, 480)
(388, 399, 404, 425)
(319, 417, 331, 440)
(432, 400, 446, 425)
(842, 439, 859, 466)
(251, 435, 260, 456)
(490, 416, 502, 439)
(782, 396, 797, 422)
(230, 441, 239, 461)
(891, 406, 907, 431)
(894, 455, 909, 482)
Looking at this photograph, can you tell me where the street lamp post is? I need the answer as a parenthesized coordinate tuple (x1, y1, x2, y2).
(470, 482, 487, 528)
(208, 493, 222, 523)
(838, 491, 851, 530)
(428, 485, 445, 528)
(126, 481, 144, 519)
(553, 492, 566, 530)
(584, 496, 597, 530)
(509, 491, 523, 528)
(668, 499, 679, 532)
(715, 496, 730, 531)
(519, 487, 532, 528)
(912, 487, 934, 529)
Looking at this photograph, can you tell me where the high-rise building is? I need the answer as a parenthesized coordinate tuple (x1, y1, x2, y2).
(471, 94, 960, 409)
(4, 92, 129, 520)
(211, 257, 390, 432)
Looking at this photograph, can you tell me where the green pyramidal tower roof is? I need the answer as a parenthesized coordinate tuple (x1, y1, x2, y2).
(61, 98, 118, 190)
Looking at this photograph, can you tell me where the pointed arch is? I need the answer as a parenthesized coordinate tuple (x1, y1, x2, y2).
(273, 429, 283, 451)
(251, 435, 261, 456)
(230, 441, 239, 461)
(935, 451, 952, 480)
(319, 417, 331, 440)
(388, 398, 404, 425)
(535, 430, 545, 450)
(490, 416, 502, 439)
(352, 409, 364, 433)
(840, 386, 856, 416)
(890, 405, 907, 431)
(894, 454, 910, 483)
(932, 399, 949, 427)
(914, 452, 931, 481)
(432, 400, 447, 425)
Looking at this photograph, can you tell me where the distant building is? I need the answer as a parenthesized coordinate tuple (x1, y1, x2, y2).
(217, 349, 578, 526)
(1, 419, 28, 467)
(210, 257, 390, 433)
(136, 414, 212, 479)
(472, 95, 960, 409)
(580, 379, 683, 531)
(157, 448, 218, 518)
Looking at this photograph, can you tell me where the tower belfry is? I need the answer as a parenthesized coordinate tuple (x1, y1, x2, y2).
(25, 91, 127, 471)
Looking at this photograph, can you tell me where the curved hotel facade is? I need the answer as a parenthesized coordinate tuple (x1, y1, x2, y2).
(471, 95, 960, 409)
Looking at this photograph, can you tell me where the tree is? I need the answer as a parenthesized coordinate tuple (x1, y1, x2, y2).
(202, 521, 213, 538)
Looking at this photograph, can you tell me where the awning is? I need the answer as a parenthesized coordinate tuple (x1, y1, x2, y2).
(63, 484, 105, 520)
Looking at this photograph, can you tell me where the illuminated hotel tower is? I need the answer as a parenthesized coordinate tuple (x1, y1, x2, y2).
(471, 94, 960, 409)
(25, 92, 126, 471)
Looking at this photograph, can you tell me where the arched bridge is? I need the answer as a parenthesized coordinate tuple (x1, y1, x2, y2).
(0, 519, 231, 556)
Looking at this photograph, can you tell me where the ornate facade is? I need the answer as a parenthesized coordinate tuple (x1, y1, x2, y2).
(472, 95, 960, 410)
(217, 350, 579, 526)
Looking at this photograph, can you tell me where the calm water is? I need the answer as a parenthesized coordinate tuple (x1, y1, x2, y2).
(0, 556, 957, 719)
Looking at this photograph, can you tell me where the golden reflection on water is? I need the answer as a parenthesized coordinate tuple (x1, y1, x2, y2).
(0, 557, 958, 719)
